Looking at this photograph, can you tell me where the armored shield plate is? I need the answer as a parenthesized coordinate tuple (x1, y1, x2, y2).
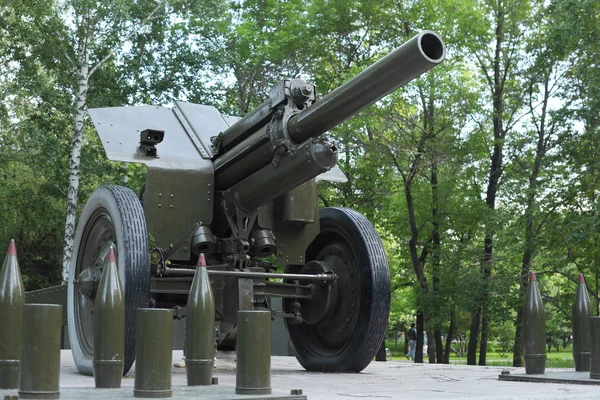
(88, 105, 219, 260)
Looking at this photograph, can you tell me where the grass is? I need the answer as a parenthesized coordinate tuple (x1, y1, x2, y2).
(385, 341, 575, 368)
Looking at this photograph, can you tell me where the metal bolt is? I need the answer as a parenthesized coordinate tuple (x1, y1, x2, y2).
(159, 193, 162, 197)
(170, 194, 174, 198)
(158, 204, 162, 207)
(170, 205, 173, 209)
(300, 84, 312, 96)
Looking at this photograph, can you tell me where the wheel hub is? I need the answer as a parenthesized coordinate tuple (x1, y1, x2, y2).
(298, 261, 338, 325)
(312, 244, 359, 348)
(76, 267, 102, 299)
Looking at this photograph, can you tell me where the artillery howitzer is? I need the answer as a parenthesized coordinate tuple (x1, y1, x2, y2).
(67, 31, 446, 374)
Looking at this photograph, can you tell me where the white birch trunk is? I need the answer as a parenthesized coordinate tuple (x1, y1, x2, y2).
(60, 4, 162, 282)
(61, 32, 90, 282)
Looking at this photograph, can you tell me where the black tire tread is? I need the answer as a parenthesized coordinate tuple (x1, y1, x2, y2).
(104, 185, 150, 374)
(336, 207, 391, 371)
(287, 207, 391, 372)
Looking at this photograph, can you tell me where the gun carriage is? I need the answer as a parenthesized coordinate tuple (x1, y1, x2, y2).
(67, 31, 446, 375)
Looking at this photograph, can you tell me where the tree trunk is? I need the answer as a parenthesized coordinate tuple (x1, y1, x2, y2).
(479, 296, 490, 365)
(427, 330, 436, 363)
(513, 308, 524, 366)
(61, 25, 91, 282)
(415, 313, 425, 363)
(444, 314, 457, 364)
(470, 8, 506, 365)
(467, 308, 481, 365)
(434, 328, 444, 363)
(513, 74, 551, 366)
(430, 162, 444, 363)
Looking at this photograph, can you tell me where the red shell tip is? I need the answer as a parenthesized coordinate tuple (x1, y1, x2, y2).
(529, 271, 536, 282)
(579, 273, 585, 283)
(197, 253, 206, 267)
(107, 247, 116, 263)
(7, 239, 17, 256)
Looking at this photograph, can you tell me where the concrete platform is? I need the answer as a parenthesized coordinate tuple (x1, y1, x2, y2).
(3, 351, 600, 400)
(498, 370, 600, 386)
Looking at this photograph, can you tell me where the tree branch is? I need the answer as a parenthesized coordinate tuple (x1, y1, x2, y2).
(88, 1, 164, 77)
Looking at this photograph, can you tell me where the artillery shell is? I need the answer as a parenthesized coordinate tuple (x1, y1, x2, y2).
(185, 254, 215, 386)
(134, 309, 173, 398)
(590, 317, 600, 379)
(0, 240, 25, 389)
(522, 271, 546, 374)
(93, 247, 125, 388)
(19, 304, 62, 399)
(236, 310, 272, 395)
(573, 273, 592, 372)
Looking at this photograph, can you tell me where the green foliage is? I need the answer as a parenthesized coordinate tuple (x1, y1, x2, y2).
(2, 0, 600, 368)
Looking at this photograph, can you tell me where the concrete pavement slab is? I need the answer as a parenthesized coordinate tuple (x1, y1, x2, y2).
(2, 351, 600, 400)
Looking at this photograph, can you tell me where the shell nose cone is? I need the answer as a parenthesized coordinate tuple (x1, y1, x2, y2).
(579, 273, 585, 283)
(107, 246, 117, 263)
(529, 271, 536, 282)
(197, 253, 206, 267)
(7, 239, 17, 257)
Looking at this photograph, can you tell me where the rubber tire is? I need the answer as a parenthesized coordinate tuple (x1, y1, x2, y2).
(67, 185, 150, 375)
(285, 207, 391, 372)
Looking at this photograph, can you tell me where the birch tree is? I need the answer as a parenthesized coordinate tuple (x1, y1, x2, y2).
(59, 0, 165, 281)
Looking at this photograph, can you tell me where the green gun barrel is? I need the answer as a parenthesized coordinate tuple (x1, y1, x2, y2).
(236, 310, 271, 395)
(134, 309, 173, 398)
(19, 304, 62, 399)
(0, 240, 25, 390)
(93, 247, 125, 388)
(522, 271, 546, 375)
(573, 273, 592, 372)
(185, 254, 215, 386)
(287, 31, 445, 143)
(214, 31, 446, 192)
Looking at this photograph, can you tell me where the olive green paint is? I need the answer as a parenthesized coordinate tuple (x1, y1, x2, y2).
(0, 241, 25, 389)
(19, 304, 62, 399)
(185, 266, 215, 386)
(522, 273, 546, 375)
(93, 248, 125, 388)
(134, 309, 173, 398)
(590, 317, 600, 379)
(286, 31, 446, 143)
(236, 310, 272, 395)
(573, 275, 592, 372)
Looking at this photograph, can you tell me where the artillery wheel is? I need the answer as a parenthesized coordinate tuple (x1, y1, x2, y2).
(67, 185, 150, 375)
(285, 207, 391, 372)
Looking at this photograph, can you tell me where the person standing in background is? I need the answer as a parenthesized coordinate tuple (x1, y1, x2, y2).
(406, 323, 417, 361)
